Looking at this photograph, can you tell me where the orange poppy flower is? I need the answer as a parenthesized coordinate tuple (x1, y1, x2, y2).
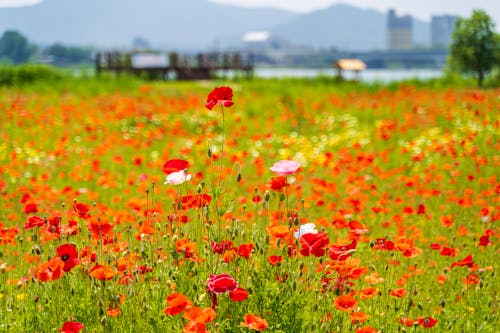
(334, 294, 358, 312)
(30, 258, 65, 282)
(240, 314, 268, 331)
(350, 311, 370, 324)
(183, 307, 216, 323)
(267, 224, 289, 239)
(360, 287, 378, 300)
(164, 292, 193, 316)
(107, 306, 121, 317)
(89, 264, 115, 281)
(182, 321, 208, 333)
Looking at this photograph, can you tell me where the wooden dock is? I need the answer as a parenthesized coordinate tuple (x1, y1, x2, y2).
(95, 51, 254, 80)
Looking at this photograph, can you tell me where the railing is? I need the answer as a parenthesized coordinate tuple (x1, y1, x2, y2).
(95, 51, 254, 80)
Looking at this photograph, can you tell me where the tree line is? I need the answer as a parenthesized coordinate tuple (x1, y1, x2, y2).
(0, 30, 92, 66)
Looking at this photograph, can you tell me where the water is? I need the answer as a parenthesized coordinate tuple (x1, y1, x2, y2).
(253, 67, 443, 82)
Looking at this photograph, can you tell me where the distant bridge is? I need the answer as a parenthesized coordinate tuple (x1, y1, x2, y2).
(95, 51, 254, 80)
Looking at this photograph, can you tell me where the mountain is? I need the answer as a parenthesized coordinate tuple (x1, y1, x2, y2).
(0, 0, 298, 50)
(271, 4, 429, 51)
(0, 1, 430, 51)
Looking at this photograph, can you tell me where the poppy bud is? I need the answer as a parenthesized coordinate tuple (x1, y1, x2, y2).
(264, 191, 270, 202)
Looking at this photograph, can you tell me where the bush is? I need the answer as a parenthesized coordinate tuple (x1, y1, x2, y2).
(0, 64, 65, 86)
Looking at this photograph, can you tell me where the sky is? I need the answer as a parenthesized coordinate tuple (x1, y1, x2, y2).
(1, 0, 499, 23)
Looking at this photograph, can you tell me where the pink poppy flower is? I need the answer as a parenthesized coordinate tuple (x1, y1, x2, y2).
(206, 273, 238, 294)
(270, 160, 300, 175)
(164, 170, 192, 185)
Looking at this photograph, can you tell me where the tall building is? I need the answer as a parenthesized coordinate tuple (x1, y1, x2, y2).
(431, 15, 459, 48)
(387, 9, 413, 50)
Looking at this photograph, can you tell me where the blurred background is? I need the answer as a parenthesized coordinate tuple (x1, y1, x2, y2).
(0, 0, 499, 81)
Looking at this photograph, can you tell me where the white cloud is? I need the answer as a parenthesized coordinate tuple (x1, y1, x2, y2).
(0, 0, 42, 7)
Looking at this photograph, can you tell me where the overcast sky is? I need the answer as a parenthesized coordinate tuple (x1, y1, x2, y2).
(1, 0, 499, 23)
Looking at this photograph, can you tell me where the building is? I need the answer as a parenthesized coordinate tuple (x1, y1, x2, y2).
(431, 15, 459, 48)
(387, 9, 413, 50)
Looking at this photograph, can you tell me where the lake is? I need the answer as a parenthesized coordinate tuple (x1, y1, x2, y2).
(252, 67, 443, 82)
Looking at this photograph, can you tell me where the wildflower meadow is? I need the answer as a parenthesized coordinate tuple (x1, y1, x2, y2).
(0, 78, 498, 332)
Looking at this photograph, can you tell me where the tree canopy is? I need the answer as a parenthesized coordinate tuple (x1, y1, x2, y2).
(0, 30, 35, 64)
(449, 10, 500, 87)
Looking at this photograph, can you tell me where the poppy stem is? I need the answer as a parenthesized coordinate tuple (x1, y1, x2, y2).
(219, 106, 225, 189)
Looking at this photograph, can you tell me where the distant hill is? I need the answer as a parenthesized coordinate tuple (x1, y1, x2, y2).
(0, 0, 429, 51)
(271, 4, 429, 51)
(0, 0, 298, 50)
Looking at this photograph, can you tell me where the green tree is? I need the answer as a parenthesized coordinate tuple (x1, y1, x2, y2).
(449, 10, 500, 87)
(45, 43, 92, 66)
(0, 30, 35, 64)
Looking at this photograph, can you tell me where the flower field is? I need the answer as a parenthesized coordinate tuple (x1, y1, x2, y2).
(0, 79, 498, 332)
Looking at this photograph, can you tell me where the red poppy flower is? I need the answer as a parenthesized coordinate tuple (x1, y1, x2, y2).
(348, 220, 368, 234)
(451, 254, 474, 269)
(162, 159, 190, 175)
(56, 244, 79, 272)
(300, 232, 329, 257)
(268, 176, 288, 191)
(440, 247, 458, 257)
(329, 239, 357, 261)
(390, 288, 406, 298)
(177, 194, 212, 210)
(372, 238, 395, 251)
(464, 273, 480, 285)
(73, 202, 91, 219)
(417, 317, 437, 328)
(229, 287, 249, 302)
(240, 314, 268, 331)
(60, 321, 84, 333)
(356, 326, 379, 333)
(235, 243, 254, 259)
(211, 240, 234, 254)
(24, 202, 38, 214)
(267, 255, 283, 266)
(47, 216, 61, 234)
(478, 229, 494, 246)
(205, 86, 234, 110)
(24, 215, 46, 229)
(206, 273, 238, 294)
